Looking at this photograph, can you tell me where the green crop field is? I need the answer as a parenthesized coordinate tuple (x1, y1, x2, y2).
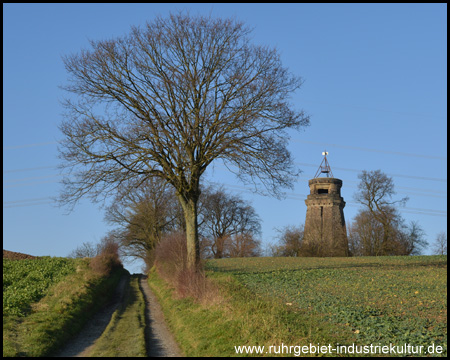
(3, 257, 77, 317)
(207, 256, 447, 355)
(3, 255, 125, 357)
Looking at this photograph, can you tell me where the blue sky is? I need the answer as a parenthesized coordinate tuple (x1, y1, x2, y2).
(3, 3, 447, 273)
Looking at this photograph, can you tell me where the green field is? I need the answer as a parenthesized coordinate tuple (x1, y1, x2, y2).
(3, 257, 77, 317)
(207, 256, 447, 355)
(3, 256, 125, 357)
(3, 254, 447, 357)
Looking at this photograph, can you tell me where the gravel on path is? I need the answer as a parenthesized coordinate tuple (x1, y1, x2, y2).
(52, 273, 182, 357)
(52, 274, 129, 357)
(139, 274, 183, 357)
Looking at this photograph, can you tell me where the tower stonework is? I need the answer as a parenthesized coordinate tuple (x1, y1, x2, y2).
(303, 177, 349, 257)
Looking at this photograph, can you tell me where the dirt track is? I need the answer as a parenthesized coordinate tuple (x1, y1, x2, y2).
(53, 274, 181, 357)
(139, 275, 182, 357)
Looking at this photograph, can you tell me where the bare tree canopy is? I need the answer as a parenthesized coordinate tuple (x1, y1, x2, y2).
(58, 13, 309, 268)
(432, 231, 447, 255)
(354, 170, 409, 215)
(104, 177, 183, 267)
(351, 170, 427, 256)
(271, 224, 304, 257)
(199, 186, 261, 258)
(104, 182, 261, 262)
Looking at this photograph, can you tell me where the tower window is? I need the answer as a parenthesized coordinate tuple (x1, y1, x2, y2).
(318, 189, 328, 194)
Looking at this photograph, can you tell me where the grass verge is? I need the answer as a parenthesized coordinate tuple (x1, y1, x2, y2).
(3, 259, 127, 357)
(147, 267, 351, 357)
(88, 274, 147, 357)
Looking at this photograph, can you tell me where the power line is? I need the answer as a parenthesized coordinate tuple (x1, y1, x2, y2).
(4, 179, 447, 217)
(4, 137, 446, 161)
(295, 162, 447, 182)
(3, 174, 63, 183)
(4, 166, 447, 201)
(6, 161, 446, 184)
(210, 159, 447, 183)
(2, 185, 446, 215)
(3, 180, 61, 189)
(3, 196, 56, 208)
(296, 176, 447, 196)
(389, 184, 447, 195)
(3, 165, 58, 173)
(299, 100, 446, 121)
(3, 141, 59, 150)
(342, 203, 447, 217)
(206, 181, 447, 218)
(3, 201, 55, 209)
(3, 197, 54, 205)
(5, 169, 444, 196)
(3, 192, 446, 217)
(291, 139, 447, 161)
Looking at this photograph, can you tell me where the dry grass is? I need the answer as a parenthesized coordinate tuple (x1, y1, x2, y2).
(153, 232, 223, 306)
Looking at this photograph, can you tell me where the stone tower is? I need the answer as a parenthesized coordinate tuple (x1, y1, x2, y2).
(303, 152, 349, 256)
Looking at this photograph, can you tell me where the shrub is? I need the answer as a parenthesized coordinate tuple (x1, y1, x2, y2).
(154, 232, 187, 283)
(154, 232, 220, 304)
(89, 239, 122, 276)
(176, 266, 221, 305)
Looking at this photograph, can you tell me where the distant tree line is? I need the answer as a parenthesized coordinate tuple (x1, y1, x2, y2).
(70, 169, 443, 264)
(92, 178, 261, 269)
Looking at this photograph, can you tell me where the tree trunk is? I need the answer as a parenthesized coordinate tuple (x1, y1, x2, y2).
(214, 236, 225, 259)
(178, 195, 200, 270)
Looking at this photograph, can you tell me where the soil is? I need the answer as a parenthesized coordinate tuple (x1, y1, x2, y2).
(3, 249, 39, 260)
(52, 274, 182, 357)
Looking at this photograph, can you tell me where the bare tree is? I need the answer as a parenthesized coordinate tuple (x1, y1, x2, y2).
(199, 186, 261, 258)
(347, 223, 363, 257)
(104, 177, 183, 268)
(355, 170, 409, 214)
(226, 233, 262, 258)
(68, 241, 99, 258)
(398, 220, 427, 256)
(350, 211, 428, 256)
(58, 13, 309, 269)
(67, 233, 121, 260)
(432, 231, 447, 255)
(354, 170, 408, 255)
(104, 182, 260, 264)
(352, 171, 428, 256)
(348, 210, 386, 256)
(272, 224, 304, 257)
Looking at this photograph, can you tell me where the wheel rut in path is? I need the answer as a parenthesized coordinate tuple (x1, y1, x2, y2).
(138, 274, 182, 357)
(52, 273, 129, 357)
(53, 273, 182, 357)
